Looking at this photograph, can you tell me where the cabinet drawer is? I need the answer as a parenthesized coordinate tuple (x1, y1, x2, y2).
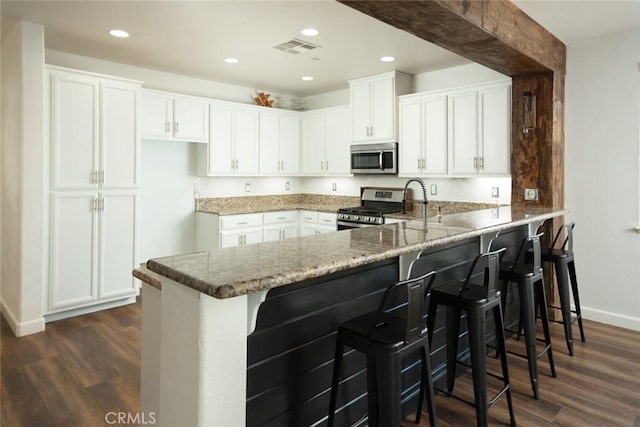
(318, 212, 337, 226)
(220, 213, 262, 230)
(263, 210, 298, 225)
(299, 211, 319, 224)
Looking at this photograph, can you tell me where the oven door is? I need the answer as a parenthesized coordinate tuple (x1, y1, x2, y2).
(337, 220, 375, 230)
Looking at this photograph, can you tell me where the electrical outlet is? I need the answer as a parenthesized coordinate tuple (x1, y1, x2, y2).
(332, 183, 337, 192)
(492, 187, 499, 198)
(245, 183, 251, 193)
(524, 188, 539, 201)
(285, 181, 290, 191)
(430, 184, 437, 195)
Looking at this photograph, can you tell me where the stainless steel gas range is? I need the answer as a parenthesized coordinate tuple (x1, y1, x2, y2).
(336, 187, 406, 230)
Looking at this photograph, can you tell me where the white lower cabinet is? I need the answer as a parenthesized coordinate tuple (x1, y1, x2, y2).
(299, 211, 337, 235)
(49, 191, 137, 312)
(219, 213, 263, 248)
(262, 211, 298, 242)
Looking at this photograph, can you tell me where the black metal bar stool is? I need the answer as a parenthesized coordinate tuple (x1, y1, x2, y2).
(426, 249, 516, 427)
(328, 269, 437, 427)
(497, 233, 556, 400)
(542, 222, 585, 356)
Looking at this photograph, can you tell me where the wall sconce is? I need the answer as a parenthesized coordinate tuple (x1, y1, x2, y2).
(522, 92, 536, 135)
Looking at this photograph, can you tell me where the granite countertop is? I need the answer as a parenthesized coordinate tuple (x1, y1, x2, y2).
(146, 206, 566, 299)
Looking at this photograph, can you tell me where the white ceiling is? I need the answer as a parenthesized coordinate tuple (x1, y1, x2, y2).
(2, 1, 639, 97)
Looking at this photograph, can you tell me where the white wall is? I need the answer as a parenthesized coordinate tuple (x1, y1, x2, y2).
(565, 27, 640, 330)
(1, 20, 46, 336)
(139, 141, 198, 260)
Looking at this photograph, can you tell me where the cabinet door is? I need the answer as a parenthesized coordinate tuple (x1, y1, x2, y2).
(478, 85, 511, 175)
(302, 113, 325, 174)
(209, 103, 234, 174)
(51, 71, 99, 191)
(173, 97, 209, 143)
(98, 192, 137, 298)
(424, 94, 448, 175)
(281, 223, 298, 240)
(350, 82, 371, 142)
(234, 107, 258, 175)
(448, 91, 478, 176)
(324, 108, 351, 175)
(279, 113, 300, 174)
(101, 81, 140, 189)
(141, 92, 173, 140)
(370, 76, 395, 142)
(262, 225, 281, 242)
(49, 193, 97, 310)
(399, 98, 423, 176)
(258, 110, 280, 174)
(220, 230, 243, 248)
(299, 225, 318, 237)
(243, 228, 262, 245)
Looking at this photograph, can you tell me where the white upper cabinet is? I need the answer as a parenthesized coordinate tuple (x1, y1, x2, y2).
(258, 109, 300, 175)
(398, 93, 448, 176)
(51, 71, 99, 191)
(141, 89, 209, 143)
(302, 106, 351, 176)
(349, 71, 412, 143)
(449, 82, 511, 176)
(448, 90, 479, 176)
(50, 68, 140, 191)
(198, 101, 258, 176)
(478, 85, 511, 175)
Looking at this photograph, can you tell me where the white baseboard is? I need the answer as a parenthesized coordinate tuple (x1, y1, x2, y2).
(44, 296, 137, 322)
(582, 306, 640, 331)
(1, 300, 46, 337)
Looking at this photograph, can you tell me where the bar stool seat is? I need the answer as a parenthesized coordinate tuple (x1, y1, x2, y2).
(541, 222, 585, 356)
(427, 249, 516, 427)
(328, 269, 437, 427)
(497, 233, 556, 400)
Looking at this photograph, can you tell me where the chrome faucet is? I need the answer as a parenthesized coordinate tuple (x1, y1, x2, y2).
(402, 178, 429, 222)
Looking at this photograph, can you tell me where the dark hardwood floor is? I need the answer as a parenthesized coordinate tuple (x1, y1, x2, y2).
(2, 299, 639, 426)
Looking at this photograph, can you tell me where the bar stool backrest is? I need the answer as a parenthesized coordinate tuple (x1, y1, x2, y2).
(368, 270, 436, 345)
(458, 248, 506, 300)
(512, 232, 544, 274)
(550, 222, 575, 253)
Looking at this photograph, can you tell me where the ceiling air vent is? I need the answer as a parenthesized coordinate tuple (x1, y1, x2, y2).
(273, 38, 321, 55)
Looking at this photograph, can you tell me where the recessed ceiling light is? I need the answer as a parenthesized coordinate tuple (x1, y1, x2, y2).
(109, 29, 129, 38)
(224, 57, 239, 64)
(380, 56, 396, 62)
(301, 76, 314, 81)
(301, 28, 319, 37)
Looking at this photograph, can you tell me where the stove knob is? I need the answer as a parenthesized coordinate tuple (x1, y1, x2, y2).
(354, 216, 360, 221)
(367, 217, 373, 222)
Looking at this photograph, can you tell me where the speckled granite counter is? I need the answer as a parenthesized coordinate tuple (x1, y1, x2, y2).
(146, 206, 566, 299)
(195, 193, 498, 216)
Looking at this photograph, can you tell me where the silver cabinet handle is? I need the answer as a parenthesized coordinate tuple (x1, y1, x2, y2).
(417, 158, 421, 170)
(473, 156, 478, 169)
(92, 197, 98, 212)
(235, 159, 239, 170)
(231, 160, 235, 170)
(238, 235, 242, 245)
(242, 235, 246, 245)
(99, 170, 104, 184)
(320, 160, 324, 171)
(479, 157, 484, 170)
(370, 125, 373, 136)
(237, 221, 248, 225)
(99, 197, 105, 212)
(325, 161, 328, 170)
(422, 158, 426, 170)
(175, 122, 179, 133)
(165, 121, 171, 133)
(282, 229, 286, 239)
(92, 170, 98, 184)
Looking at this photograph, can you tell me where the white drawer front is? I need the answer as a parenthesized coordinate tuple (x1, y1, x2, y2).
(220, 213, 262, 230)
(263, 210, 298, 224)
(299, 211, 319, 224)
(318, 212, 337, 226)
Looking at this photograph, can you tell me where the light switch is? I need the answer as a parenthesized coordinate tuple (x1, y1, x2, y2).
(245, 183, 251, 193)
(492, 187, 499, 198)
(285, 181, 290, 191)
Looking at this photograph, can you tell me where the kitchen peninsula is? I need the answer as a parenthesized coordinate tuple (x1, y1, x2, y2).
(139, 206, 565, 426)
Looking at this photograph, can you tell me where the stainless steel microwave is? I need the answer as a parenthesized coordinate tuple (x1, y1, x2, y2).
(350, 142, 398, 174)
